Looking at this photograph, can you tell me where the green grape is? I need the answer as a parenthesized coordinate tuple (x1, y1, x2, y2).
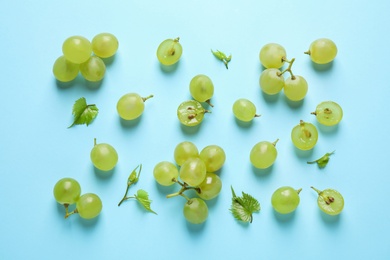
(53, 178, 81, 205)
(196, 173, 222, 200)
(76, 193, 102, 219)
(271, 186, 301, 214)
(291, 120, 318, 150)
(90, 139, 118, 171)
(153, 161, 179, 186)
(62, 35, 92, 64)
(117, 93, 153, 120)
(156, 37, 183, 66)
(259, 68, 285, 95)
(79, 56, 106, 82)
(174, 141, 199, 166)
(92, 33, 119, 58)
(232, 98, 259, 122)
(250, 139, 278, 169)
(305, 38, 337, 64)
(183, 198, 208, 224)
(283, 75, 308, 101)
(52, 56, 79, 82)
(189, 74, 214, 104)
(311, 187, 344, 216)
(177, 100, 209, 127)
(179, 158, 207, 187)
(312, 101, 343, 126)
(259, 43, 287, 69)
(199, 145, 226, 172)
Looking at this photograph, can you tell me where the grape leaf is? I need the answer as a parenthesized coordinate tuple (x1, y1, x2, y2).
(135, 189, 157, 214)
(307, 151, 335, 168)
(230, 186, 260, 223)
(68, 97, 98, 128)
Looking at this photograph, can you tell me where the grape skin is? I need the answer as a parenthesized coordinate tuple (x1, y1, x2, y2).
(153, 161, 179, 186)
(92, 33, 119, 58)
(199, 145, 226, 172)
(117, 93, 146, 120)
(196, 173, 222, 200)
(259, 43, 286, 69)
(80, 56, 106, 82)
(76, 193, 103, 219)
(232, 99, 257, 122)
(312, 187, 344, 215)
(306, 38, 337, 64)
(90, 142, 118, 171)
(52, 56, 79, 82)
(259, 68, 285, 95)
(291, 120, 318, 150)
(62, 35, 92, 64)
(53, 178, 81, 205)
(271, 186, 300, 214)
(313, 101, 343, 126)
(174, 141, 199, 166)
(283, 75, 308, 101)
(179, 158, 207, 187)
(183, 198, 208, 224)
(156, 38, 183, 66)
(250, 141, 277, 169)
(189, 74, 214, 103)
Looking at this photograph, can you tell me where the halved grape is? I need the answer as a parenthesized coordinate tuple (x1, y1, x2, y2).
(305, 38, 337, 64)
(92, 33, 119, 58)
(271, 186, 301, 214)
(291, 120, 318, 150)
(179, 158, 206, 187)
(62, 36, 92, 64)
(259, 43, 286, 69)
(117, 93, 153, 120)
(199, 145, 226, 172)
(196, 173, 222, 200)
(183, 198, 208, 224)
(76, 193, 102, 219)
(156, 37, 183, 66)
(284, 75, 308, 101)
(177, 100, 209, 127)
(250, 140, 278, 169)
(79, 56, 106, 82)
(311, 187, 344, 215)
(232, 98, 258, 122)
(153, 161, 179, 186)
(174, 141, 199, 166)
(52, 56, 79, 82)
(259, 68, 285, 95)
(90, 139, 118, 171)
(312, 101, 343, 126)
(53, 178, 81, 205)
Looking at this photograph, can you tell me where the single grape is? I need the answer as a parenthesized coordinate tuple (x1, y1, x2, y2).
(183, 198, 208, 224)
(174, 141, 199, 166)
(291, 120, 318, 150)
(311, 187, 344, 215)
(259, 43, 287, 69)
(250, 139, 278, 169)
(117, 93, 153, 120)
(153, 161, 179, 186)
(92, 33, 119, 58)
(189, 74, 214, 105)
(79, 56, 106, 82)
(312, 101, 343, 126)
(53, 178, 81, 205)
(179, 158, 207, 187)
(199, 145, 226, 172)
(196, 173, 222, 200)
(62, 35, 92, 64)
(259, 68, 285, 95)
(232, 98, 259, 122)
(52, 56, 79, 82)
(76, 193, 102, 219)
(156, 37, 183, 66)
(90, 139, 118, 171)
(305, 38, 337, 64)
(271, 186, 301, 214)
(177, 100, 209, 127)
(284, 75, 308, 101)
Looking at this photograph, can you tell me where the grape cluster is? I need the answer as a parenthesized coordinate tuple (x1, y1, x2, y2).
(53, 177, 102, 219)
(53, 33, 118, 83)
(153, 141, 225, 224)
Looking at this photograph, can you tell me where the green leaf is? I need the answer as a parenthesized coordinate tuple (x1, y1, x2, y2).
(211, 49, 231, 69)
(230, 186, 260, 223)
(127, 164, 142, 185)
(135, 189, 157, 214)
(68, 97, 98, 128)
(307, 151, 335, 168)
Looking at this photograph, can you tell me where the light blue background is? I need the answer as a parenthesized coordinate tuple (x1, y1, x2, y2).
(1, 1, 389, 259)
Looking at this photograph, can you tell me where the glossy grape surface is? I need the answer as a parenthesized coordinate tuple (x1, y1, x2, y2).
(313, 101, 343, 126)
(53, 178, 81, 205)
(179, 158, 207, 187)
(62, 36, 92, 64)
(259, 43, 286, 69)
(79, 56, 106, 82)
(196, 173, 222, 200)
(153, 161, 179, 186)
(199, 145, 226, 172)
(174, 141, 199, 166)
(90, 142, 118, 171)
(117, 93, 146, 120)
(156, 38, 182, 66)
(250, 141, 277, 169)
(291, 120, 318, 150)
(92, 33, 119, 58)
(259, 68, 285, 95)
(183, 198, 208, 224)
(52, 56, 79, 82)
(76, 193, 102, 219)
(307, 38, 337, 64)
(271, 186, 300, 214)
(189, 74, 214, 103)
(232, 98, 257, 122)
(284, 75, 308, 101)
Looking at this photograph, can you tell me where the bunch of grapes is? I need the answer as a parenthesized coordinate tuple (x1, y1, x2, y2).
(153, 141, 225, 224)
(53, 33, 119, 83)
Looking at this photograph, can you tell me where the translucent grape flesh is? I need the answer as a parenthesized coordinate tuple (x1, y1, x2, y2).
(314, 101, 343, 126)
(62, 36, 92, 64)
(291, 121, 318, 150)
(271, 186, 300, 214)
(232, 99, 257, 122)
(250, 141, 277, 169)
(156, 38, 183, 66)
(315, 188, 344, 215)
(307, 38, 337, 64)
(177, 100, 207, 126)
(174, 141, 199, 166)
(189, 74, 214, 103)
(183, 198, 208, 224)
(79, 56, 106, 82)
(153, 161, 179, 186)
(284, 76, 308, 101)
(76, 193, 102, 219)
(53, 178, 81, 205)
(52, 56, 79, 82)
(259, 68, 285, 95)
(179, 158, 207, 187)
(196, 173, 222, 200)
(117, 93, 145, 120)
(92, 33, 119, 58)
(199, 145, 226, 172)
(90, 143, 118, 171)
(259, 43, 286, 69)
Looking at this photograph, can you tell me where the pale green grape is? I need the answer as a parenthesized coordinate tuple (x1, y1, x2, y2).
(76, 193, 102, 219)
(196, 173, 222, 200)
(53, 178, 81, 205)
(90, 140, 118, 171)
(153, 161, 179, 186)
(177, 100, 209, 127)
(92, 33, 119, 58)
(174, 141, 199, 166)
(117, 93, 153, 120)
(312, 101, 343, 126)
(291, 120, 318, 150)
(183, 198, 208, 224)
(306, 38, 337, 64)
(189, 74, 214, 104)
(259, 68, 285, 95)
(52, 56, 79, 82)
(62, 36, 92, 64)
(284, 75, 308, 101)
(311, 187, 344, 216)
(79, 56, 106, 82)
(199, 145, 226, 172)
(179, 158, 207, 187)
(259, 43, 286, 69)
(250, 140, 278, 169)
(156, 37, 183, 66)
(271, 186, 301, 214)
(232, 98, 258, 122)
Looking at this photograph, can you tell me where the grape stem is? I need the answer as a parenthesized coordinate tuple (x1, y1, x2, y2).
(205, 99, 214, 107)
(272, 139, 279, 146)
(65, 208, 78, 219)
(142, 95, 154, 102)
(118, 164, 142, 206)
(311, 186, 334, 205)
(279, 58, 296, 79)
(166, 179, 201, 199)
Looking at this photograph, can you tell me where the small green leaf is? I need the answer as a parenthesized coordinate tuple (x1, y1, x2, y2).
(211, 49, 231, 69)
(128, 164, 142, 185)
(135, 189, 157, 214)
(68, 97, 98, 128)
(307, 151, 335, 169)
(230, 186, 260, 223)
